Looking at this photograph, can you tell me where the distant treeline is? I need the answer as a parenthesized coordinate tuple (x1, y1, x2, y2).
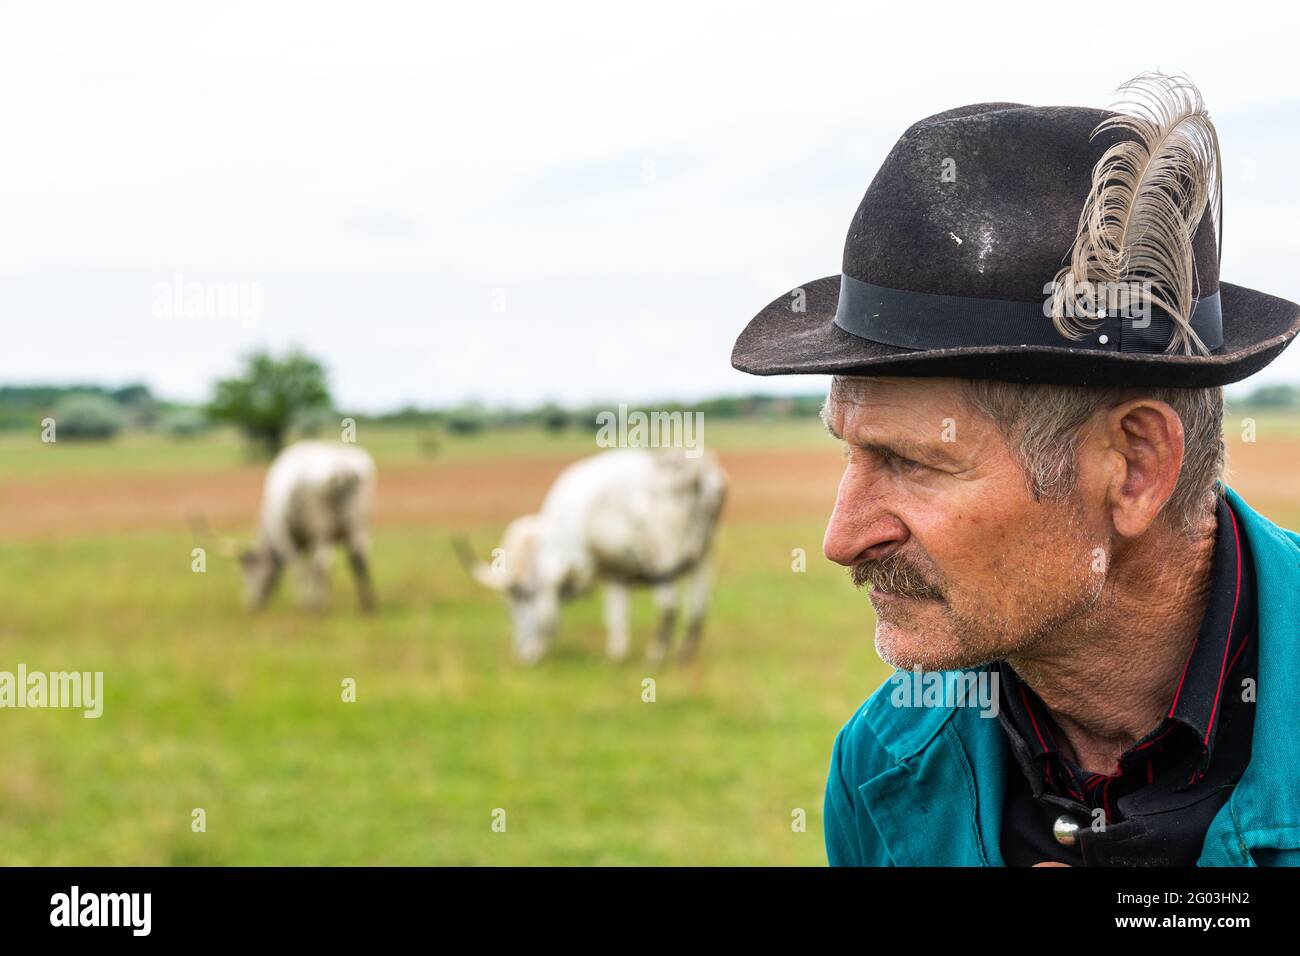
(367, 394, 828, 434)
(3, 382, 1298, 438)
(0, 384, 171, 433)
(0, 384, 828, 438)
(1234, 384, 1300, 408)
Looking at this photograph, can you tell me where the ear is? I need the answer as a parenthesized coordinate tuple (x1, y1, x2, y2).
(1099, 398, 1185, 538)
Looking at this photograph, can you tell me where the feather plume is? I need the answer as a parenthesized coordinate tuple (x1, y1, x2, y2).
(1049, 71, 1223, 354)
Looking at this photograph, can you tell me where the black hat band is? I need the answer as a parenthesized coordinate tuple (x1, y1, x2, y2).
(833, 273, 1224, 354)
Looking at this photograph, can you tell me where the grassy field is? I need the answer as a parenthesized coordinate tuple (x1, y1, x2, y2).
(0, 419, 883, 865)
(1, 414, 1297, 865)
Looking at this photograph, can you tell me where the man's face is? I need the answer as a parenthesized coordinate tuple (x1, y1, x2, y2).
(822, 376, 1108, 671)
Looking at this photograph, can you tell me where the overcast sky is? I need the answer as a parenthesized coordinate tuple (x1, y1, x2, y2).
(3, 1, 1298, 412)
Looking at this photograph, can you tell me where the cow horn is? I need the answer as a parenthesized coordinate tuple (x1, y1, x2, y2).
(451, 537, 506, 591)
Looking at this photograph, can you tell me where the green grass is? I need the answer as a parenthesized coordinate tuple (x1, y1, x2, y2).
(0, 423, 887, 865)
(5, 411, 1299, 864)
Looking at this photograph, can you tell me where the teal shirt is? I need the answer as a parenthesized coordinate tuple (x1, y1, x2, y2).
(824, 486, 1300, 866)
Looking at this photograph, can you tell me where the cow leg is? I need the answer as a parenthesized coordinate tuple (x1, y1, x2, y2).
(301, 544, 332, 612)
(345, 532, 377, 614)
(603, 583, 631, 662)
(646, 581, 678, 666)
(676, 561, 712, 663)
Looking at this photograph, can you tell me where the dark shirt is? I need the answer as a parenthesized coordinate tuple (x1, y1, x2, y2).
(992, 493, 1258, 866)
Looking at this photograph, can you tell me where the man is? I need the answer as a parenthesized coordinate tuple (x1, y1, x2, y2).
(730, 73, 1300, 866)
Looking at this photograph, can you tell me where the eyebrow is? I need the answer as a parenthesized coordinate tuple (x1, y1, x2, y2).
(822, 413, 962, 467)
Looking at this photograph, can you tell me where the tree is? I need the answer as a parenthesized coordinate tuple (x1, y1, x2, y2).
(1244, 383, 1300, 408)
(52, 392, 123, 441)
(110, 383, 158, 427)
(207, 350, 332, 455)
(537, 402, 570, 433)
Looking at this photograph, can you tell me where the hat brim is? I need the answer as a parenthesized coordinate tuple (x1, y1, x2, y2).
(732, 276, 1300, 387)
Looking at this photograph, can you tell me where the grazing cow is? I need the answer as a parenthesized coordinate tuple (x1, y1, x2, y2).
(234, 440, 377, 613)
(456, 448, 727, 664)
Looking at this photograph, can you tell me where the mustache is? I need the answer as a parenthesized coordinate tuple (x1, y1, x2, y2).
(850, 550, 946, 601)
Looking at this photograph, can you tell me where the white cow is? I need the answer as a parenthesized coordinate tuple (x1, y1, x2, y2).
(456, 448, 727, 665)
(234, 440, 377, 613)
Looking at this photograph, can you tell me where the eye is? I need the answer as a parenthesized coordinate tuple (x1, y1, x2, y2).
(878, 447, 926, 472)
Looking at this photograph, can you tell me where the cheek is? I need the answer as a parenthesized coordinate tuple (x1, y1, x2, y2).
(908, 497, 1011, 585)
(908, 490, 1077, 614)
(971, 506, 1097, 615)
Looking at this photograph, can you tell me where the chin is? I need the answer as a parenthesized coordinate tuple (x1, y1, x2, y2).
(873, 614, 971, 672)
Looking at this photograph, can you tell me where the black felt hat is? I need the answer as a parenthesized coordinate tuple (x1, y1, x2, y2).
(731, 75, 1300, 387)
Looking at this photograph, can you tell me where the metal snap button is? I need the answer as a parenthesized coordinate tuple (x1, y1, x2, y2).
(1053, 814, 1083, 846)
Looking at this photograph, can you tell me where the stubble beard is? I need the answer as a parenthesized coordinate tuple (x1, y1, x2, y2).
(853, 505, 1108, 672)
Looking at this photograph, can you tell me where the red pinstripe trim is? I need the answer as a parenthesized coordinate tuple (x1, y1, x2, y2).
(1043, 759, 1084, 801)
(1167, 634, 1199, 718)
(1132, 724, 1178, 753)
(1226, 632, 1251, 676)
(1202, 504, 1244, 747)
(1019, 683, 1052, 753)
(1064, 777, 1085, 803)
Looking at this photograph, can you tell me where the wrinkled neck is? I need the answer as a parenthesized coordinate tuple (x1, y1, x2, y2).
(1006, 516, 1217, 774)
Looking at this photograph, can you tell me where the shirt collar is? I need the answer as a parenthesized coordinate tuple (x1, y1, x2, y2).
(1164, 492, 1256, 757)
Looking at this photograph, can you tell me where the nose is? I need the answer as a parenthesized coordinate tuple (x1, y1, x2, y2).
(822, 464, 910, 566)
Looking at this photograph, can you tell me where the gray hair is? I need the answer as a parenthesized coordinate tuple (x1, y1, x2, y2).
(960, 380, 1224, 537)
